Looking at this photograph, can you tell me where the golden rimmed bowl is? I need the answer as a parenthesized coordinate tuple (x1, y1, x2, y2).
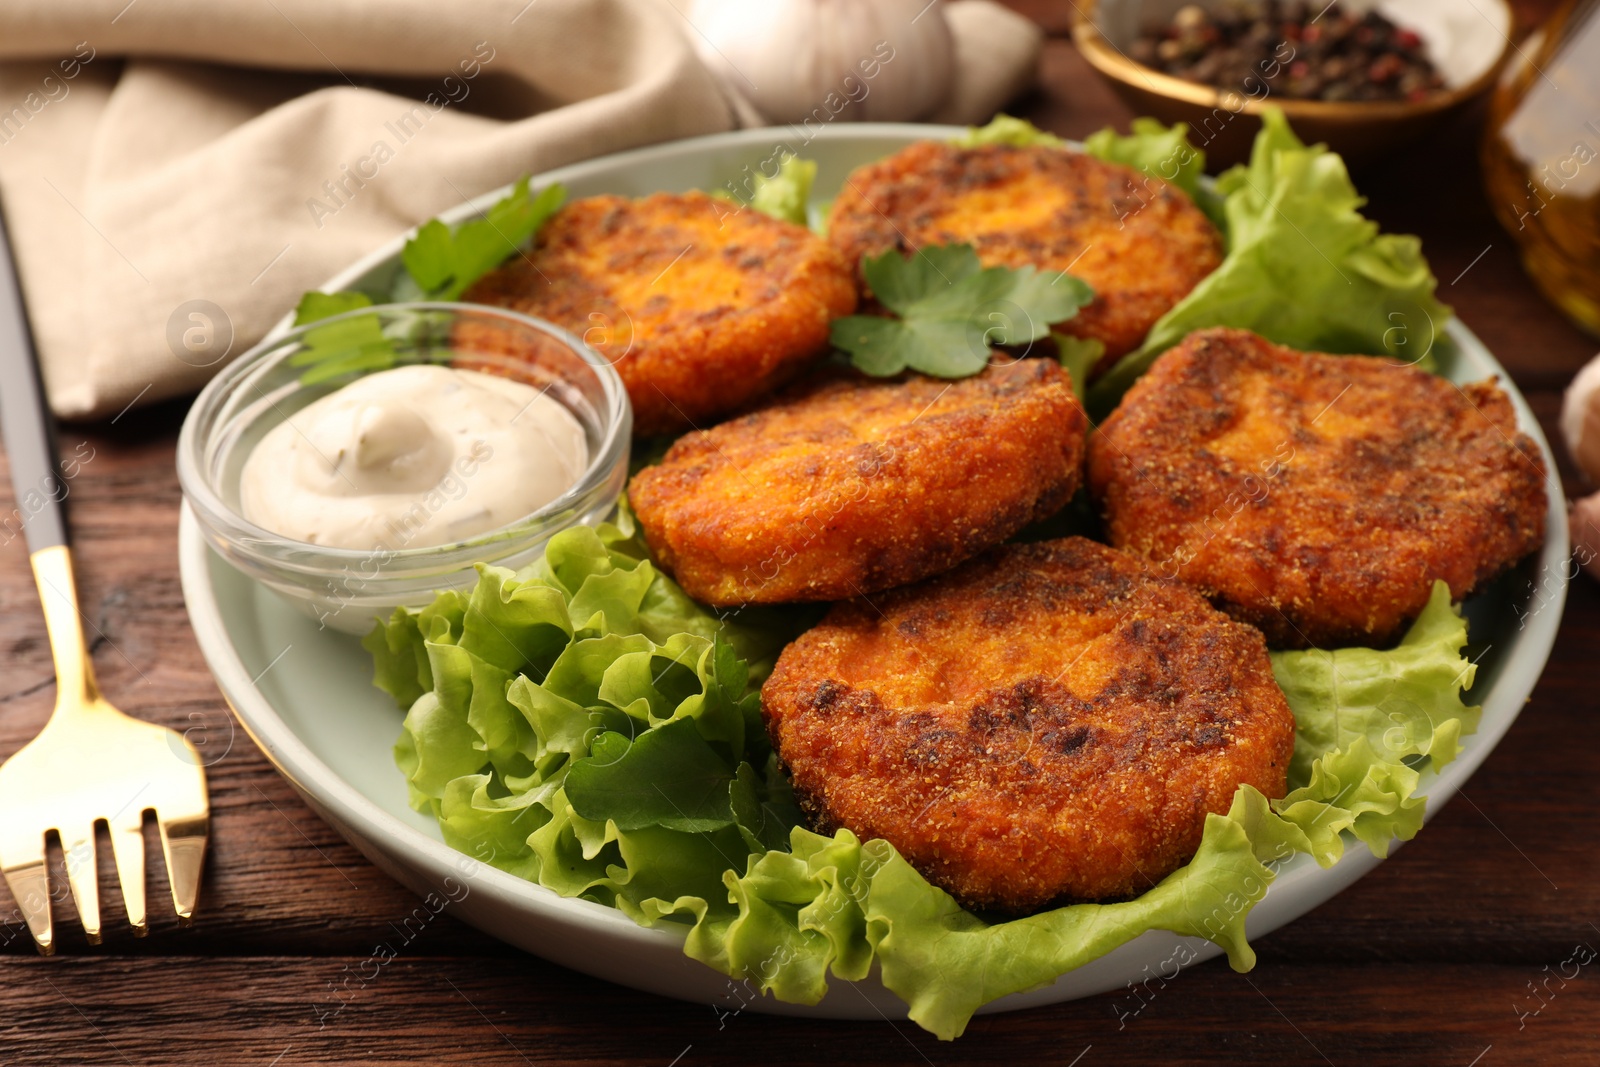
(1072, 0, 1515, 166)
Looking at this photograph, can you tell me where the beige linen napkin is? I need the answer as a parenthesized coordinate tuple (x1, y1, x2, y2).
(0, 0, 1041, 420)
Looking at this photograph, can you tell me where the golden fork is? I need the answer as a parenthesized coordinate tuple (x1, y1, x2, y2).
(0, 205, 208, 954)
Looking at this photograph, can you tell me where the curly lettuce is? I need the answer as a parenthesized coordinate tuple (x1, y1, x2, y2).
(711, 154, 818, 228)
(369, 513, 807, 915)
(955, 113, 1066, 148)
(1082, 117, 1223, 227)
(373, 499, 1479, 1042)
(1089, 109, 1450, 411)
(1269, 585, 1481, 864)
(962, 113, 1214, 218)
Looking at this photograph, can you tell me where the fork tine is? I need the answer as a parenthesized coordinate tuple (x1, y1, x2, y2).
(59, 824, 103, 945)
(156, 812, 207, 923)
(1, 845, 55, 956)
(108, 810, 148, 936)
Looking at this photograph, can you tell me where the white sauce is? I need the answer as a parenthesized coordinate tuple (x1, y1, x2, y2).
(240, 364, 588, 550)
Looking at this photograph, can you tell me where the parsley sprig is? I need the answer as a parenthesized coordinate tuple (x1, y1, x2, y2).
(829, 244, 1093, 378)
(288, 178, 566, 383)
(287, 291, 396, 385)
(400, 177, 565, 300)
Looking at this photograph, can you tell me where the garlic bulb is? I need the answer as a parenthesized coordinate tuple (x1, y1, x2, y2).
(1571, 493, 1600, 582)
(1561, 351, 1600, 484)
(685, 0, 955, 124)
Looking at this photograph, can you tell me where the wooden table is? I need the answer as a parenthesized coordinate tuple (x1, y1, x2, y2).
(3, 7, 1598, 1065)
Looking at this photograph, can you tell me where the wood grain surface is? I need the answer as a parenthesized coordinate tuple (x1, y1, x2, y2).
(3, 4, 1599, 1064)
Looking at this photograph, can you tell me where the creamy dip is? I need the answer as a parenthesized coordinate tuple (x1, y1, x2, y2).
(240, 364, 587, 550)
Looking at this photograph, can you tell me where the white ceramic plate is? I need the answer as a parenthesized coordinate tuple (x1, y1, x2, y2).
(178, 124, 1569, 1020)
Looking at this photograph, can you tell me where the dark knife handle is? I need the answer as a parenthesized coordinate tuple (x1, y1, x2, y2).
(0, 198, 67, 555)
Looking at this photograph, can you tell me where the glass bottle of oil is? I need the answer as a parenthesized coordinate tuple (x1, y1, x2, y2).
(1482, 0, 1600, 338)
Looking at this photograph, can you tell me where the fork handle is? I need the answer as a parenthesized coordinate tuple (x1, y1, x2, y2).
(0, 199, 95, 706)
(0, 197, 68, 555)
(31, 544, 99, 707)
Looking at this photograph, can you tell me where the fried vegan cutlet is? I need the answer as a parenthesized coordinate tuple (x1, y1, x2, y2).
(826, 141, 1223, 374)
(628, 359, 1086, 607)
(1088, 327, 1549, 649)
(460, 192, 857, 436)
(761, 536, 1296, 913)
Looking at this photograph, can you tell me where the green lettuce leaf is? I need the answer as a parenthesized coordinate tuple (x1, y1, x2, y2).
(567, 716, 739, 832)
(1052, 333, 1104, 400)
(749, 155, 817, 227)
(1082, 117, 1225, 229)
(711, 154, 818, 229)
(375, 516, 809, 926)
(377, 506, 1480, 1042)
(1089, 108, 1451, 414)
(954, 114, 1065, 148)
(1269, 583, 1480, 864)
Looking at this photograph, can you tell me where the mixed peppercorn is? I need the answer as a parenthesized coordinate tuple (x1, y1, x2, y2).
(1128, 1, 1448, 102)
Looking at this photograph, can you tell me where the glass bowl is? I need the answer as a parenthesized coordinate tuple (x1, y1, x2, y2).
(178, 302, 631, 634)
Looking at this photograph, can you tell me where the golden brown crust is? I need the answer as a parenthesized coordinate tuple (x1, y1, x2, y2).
(825, 142, 1223, 373)
(1087, 327, 1549, 649)
(460, 192, 858, 436)
(628, 359, 1087, 606)
(761, 536, 1296, 912)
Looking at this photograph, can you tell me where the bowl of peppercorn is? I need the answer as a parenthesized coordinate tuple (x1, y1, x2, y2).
(1072, 0, 1513, 166)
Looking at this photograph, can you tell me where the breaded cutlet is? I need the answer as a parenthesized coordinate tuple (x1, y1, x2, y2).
(761, 536, 1296, 912)
(462, 192, 857, 436)
(629, 358, 1086, 606)
(1088, 327, 1548, 648)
